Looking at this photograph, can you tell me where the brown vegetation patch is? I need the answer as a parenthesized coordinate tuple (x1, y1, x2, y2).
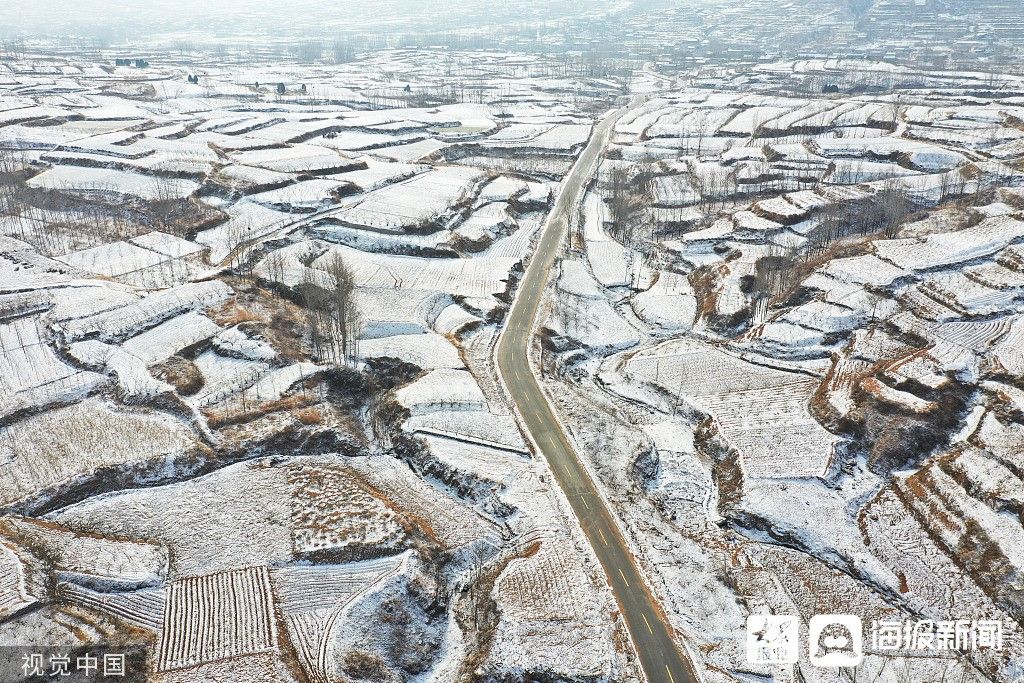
(293, 406, 324, 425)
(204, 394, 312, 429)
(151, 355, 204, 395)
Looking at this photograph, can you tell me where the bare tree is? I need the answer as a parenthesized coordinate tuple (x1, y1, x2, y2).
(325, 253, 361, 364)
(298, 255, 361, 365)
(875, 178, 911, 238)
(606, 165, 650, 247)
(263, 250, 286, 285)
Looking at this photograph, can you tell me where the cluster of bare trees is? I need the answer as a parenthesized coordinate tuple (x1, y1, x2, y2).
(937, 167, 980, 205)
(296, 254, 361, 366)
(604, 166, 662, 288)
(605, 166, 651, 247)
(804, 180, 913, 260)
(0, 147, 28, 216)
(148, 176, 205, 237)
(745, 246, 801, 321)
(0, 149, 208, 256)
(745, 179, 917, 320)
(0, 40, 27, 61)
(690, 164, 740, 213)
(0, 152, 134, 255)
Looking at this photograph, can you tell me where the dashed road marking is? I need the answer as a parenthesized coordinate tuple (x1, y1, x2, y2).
(665, 665, 676, 683)
(642, 612, 654, 635)
(580, 495, 590, 510)
(597, 527, 609, 546)
(618, 567, 630, 587)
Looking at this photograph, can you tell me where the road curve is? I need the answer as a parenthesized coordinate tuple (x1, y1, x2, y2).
(495, 104, 699, 683)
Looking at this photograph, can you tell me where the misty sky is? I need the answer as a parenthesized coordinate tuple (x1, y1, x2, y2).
(0, 0, 606, 40)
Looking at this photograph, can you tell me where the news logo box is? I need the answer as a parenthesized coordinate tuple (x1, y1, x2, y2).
(746, 614, 799, 665)
(808, 615, 864, 667)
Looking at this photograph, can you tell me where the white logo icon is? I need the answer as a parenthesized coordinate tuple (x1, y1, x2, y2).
(809, 615, 863, 667)
(746, 615, 799, 664)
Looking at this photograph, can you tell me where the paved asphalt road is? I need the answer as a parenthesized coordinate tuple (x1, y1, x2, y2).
(496, 104, 699, 683)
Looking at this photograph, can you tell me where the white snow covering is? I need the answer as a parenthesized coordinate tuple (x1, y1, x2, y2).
(28, 165, 198, 200)
(359, 332, 463, 370)
(394, 368, 487, 415)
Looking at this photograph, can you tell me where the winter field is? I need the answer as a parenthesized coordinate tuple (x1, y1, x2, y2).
(0, 46, 631, 683)
(0, 16, 1023, 683)
(533, 56, 1024, 683)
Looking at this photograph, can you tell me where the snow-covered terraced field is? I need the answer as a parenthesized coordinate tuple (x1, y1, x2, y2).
(28, 165, 199, 200)
(624, 340, 837, 478)
(331, 166, 482, 232)
(4, 31, 1024, 683)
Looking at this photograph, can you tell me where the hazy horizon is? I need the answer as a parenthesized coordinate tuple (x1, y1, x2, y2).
(0, 0, 607, 41)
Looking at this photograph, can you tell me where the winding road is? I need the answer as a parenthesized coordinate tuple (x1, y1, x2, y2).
(495, 103, 699, 683)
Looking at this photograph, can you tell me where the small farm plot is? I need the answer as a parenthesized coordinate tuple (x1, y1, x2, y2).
(57, 582, 166, 632)
(358, 332, 463, 370)
(272, 554, 406, 616)
(550, 288, 639, 351)
(27, 165, 199, 201)
(0, 516, 166, 590)
(272, 554, 409, 683)
(57, 240, 168, 280)
(485, 123, 591, 153)
(631, 270, 697, 331)
(454, 202, 514, 245)
(156, 565, 278, 672)
(327, 159, 422, 192)
(216, 164, 295, 193)
(0, 398, 194, 508)
(315, 129, 422, 152)
(586, 240, 632, 289)
(417, 435, 521, 487)
(232, 362, 319, 406)
(48, 459, 293, 577)
(651, 173, 700, 207)
(231, 144, 358, 174)
(432, 302, 482, 336)
(812, 137, 968, 172)
(394, 368, 488, 416)
(129, 231, 205, 261)
(405, 411, 526, 454)
(189, 351, 271, 409)
(287, 461, 406, 559)
(0, 249, 81, 292)
(348, 287, 449, 338)
(873, 216, 1024, 272)
(119, 312, 222, 366)
(550, 260, 640, 351)
(861, 487, 1020, 641)
(370, 138, 447, 162)
(331, 166, 483, 233)
(43, 284, 139, 324)
(488, 536, 615, 681)
(311, 244, 519, 300)
(249, 179, 348, 212)
(196, 200, 293, 264)
(0, 542, 37, 620)
(992, 317, 1024, 377)
(60, 280, 232, 343)
(919, 272, 1020, 317)
(349, 455, 500, 551)
(55, 236, 202, 286)
(623, 339, 838, 478)
(0, 316, 105, 419)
